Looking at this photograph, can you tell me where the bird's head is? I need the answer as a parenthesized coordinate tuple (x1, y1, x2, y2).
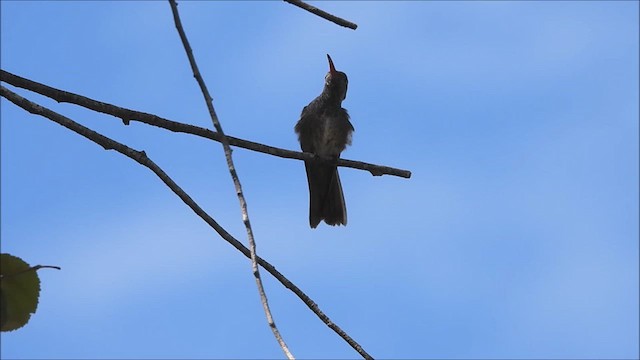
(324, 54, 348, 101)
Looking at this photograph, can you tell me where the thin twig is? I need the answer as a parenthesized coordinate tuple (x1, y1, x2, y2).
(1, 85, 374, 360)
(284, 0, 357, 30)
(0, 69, 411, 179)
(168, 0, 293, 358)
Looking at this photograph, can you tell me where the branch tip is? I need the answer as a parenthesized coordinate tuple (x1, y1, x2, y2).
(284, 0, 357, 30)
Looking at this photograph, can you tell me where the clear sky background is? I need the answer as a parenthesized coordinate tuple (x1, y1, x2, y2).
(1, 1, 638, 359)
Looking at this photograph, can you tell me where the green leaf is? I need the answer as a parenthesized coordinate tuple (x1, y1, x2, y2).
(0, 253, 41, 332)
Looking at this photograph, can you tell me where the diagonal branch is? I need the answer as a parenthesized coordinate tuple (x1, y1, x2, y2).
(0, 69, 411, 179)
(168, 0, 291, 358)
(1, 85, 373, 360)
(284, 0, 357, 30)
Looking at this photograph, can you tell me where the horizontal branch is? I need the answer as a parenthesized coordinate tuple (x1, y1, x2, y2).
(284, 0, 357, 30)
(1, 85, 373, 360)
(1, 69, 410, 179)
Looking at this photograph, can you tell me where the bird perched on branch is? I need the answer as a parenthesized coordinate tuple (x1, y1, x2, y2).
(295, 54, 354, 228)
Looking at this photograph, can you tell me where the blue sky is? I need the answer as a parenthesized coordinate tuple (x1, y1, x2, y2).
(1, 1, 638, 359)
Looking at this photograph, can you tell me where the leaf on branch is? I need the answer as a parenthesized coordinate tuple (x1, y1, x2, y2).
(0, 253, 59, 332)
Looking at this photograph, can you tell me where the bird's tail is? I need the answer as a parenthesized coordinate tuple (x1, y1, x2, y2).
(305, 161, 347, 228)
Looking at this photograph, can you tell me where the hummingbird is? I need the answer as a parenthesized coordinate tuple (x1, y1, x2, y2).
(295, 54, 354, 228)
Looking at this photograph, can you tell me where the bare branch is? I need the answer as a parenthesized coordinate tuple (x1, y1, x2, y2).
(0, 69, 411, 179)
(284, 0, 357, 30)
(1, 85, 373, 360)
(168, 0, 293, 358)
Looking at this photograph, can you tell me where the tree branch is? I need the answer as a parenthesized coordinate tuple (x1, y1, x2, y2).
(0, 69, 411, 179)
(1, 85, 373, 360)
(284, 0, 357, 30)
(168, 0, 293, 358)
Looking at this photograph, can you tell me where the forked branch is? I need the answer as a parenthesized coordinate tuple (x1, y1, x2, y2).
(0, 85, 373, 360)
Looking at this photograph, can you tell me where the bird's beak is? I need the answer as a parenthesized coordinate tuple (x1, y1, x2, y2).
(327, 54, 337, 75)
